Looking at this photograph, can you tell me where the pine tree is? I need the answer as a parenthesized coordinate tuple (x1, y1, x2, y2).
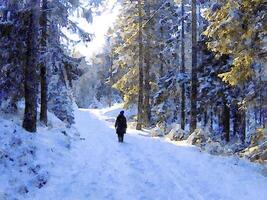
(23, 0, 41, 132)
(40, 0, 48, 125)
(143, 0, 152, 127)
(180, 0, 186, 130)
(136, 0, 144, 130)
(204, 0, 266, 85)
(190, 0, 197, 133)
(0, 2, 27, 112)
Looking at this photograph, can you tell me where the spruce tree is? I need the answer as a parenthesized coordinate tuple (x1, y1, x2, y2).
(23, 0, 41, 132)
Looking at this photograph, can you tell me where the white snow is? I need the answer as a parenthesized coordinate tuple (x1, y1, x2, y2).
(1, 105, 267, 200)
(0, 110, 78, 200)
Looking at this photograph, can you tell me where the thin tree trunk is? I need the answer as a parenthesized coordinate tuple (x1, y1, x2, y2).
(136, 0, 144, 130)
(204, 109, 208, 127)
(180, 0, 186, 130)
(240, 108, 246, 142)
(222, 98, 230, 142)
(109, 50, 113, 107)
(259, 77, 263, 126)
(232, 100, 239, 137)
(232, 100, 246, 142)
(210, 106, 213, 133)
(40, 0, 48, 125)
(190, 0, 198, 133)
(23, 0, 40, 132)
(159, 26, 164, 77)
(143, 1, 151, 127)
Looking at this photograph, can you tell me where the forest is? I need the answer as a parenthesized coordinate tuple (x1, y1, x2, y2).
(0, 0, 266, 199)
(100, 0, 267, 158)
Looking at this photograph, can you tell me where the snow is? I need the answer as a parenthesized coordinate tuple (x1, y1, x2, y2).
(0, 110, 78, 200)
(91, 103, 137, 121)
(1, 105, 267, 200)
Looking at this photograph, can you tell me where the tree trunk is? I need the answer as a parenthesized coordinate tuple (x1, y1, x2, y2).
(143, 1, 151, 127)
(136, 0, 144, 130)
(240, 108, 246, 142)
(259, 79, 263, 127)
(180, 0, 186, 130)
(209, 106, 213, 133)
(108, 52, 113, 107)
(204, 109, 208, 127)
(159, 26, 164, 77)
(190, 0, 198, 133)
(23, 0, 40, 132)
(232, 100, 246, 142)
(222, 98, 230, 142)
(40, 0, 48, 125)
(232, 101, 239, 137)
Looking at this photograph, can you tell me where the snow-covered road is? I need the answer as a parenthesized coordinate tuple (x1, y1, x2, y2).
(33, 107, 267, 200)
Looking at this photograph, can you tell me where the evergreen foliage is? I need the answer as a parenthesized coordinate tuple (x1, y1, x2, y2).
(0, 0, 91, 130)
(103, 0, 266, 145)
(203, 0, 266, 85)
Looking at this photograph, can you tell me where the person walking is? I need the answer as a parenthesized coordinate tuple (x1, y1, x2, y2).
(115, 111, 127, 143)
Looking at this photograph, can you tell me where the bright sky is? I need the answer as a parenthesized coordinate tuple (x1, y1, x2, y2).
(62, 0, 121, 63)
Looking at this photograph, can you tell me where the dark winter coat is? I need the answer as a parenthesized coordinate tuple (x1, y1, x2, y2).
(115, 114, 127, 135)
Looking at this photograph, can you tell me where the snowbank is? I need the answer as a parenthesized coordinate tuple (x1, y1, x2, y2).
(185, 128, 267, 171)
(187, 128, 210, 147)
(150, 121, 172, 137)
(240, 128, 267, 163)
(186, 129, 244, 155)
(0, 111, 79, 200)
(153, 123, 187, 140)
(151, 126, 165, 137)
(167, 124, 186, 141)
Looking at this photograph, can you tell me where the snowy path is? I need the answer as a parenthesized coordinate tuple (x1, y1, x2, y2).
(33, 107, 267, 200)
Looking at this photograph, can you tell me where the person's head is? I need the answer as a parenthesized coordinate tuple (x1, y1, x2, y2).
(120, 110, 124, 115)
